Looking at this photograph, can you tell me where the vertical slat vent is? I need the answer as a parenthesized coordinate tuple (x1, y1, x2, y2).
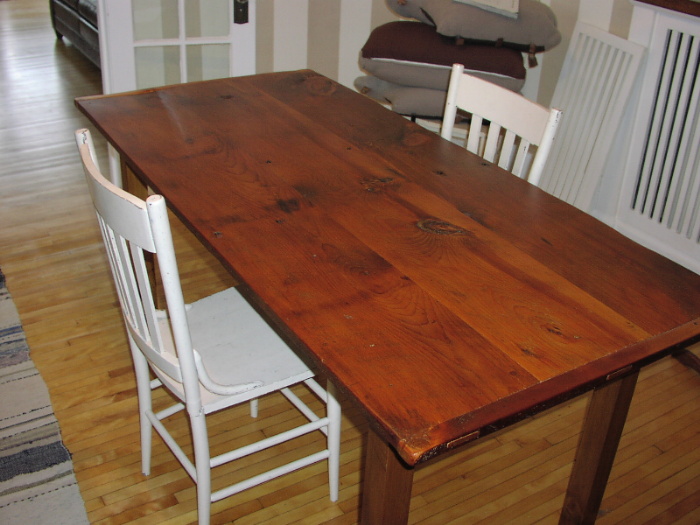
(631, 28, 700, 243)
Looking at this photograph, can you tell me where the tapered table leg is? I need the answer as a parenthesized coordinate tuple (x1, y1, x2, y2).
(560, 371, 639, 524)
(361, 428, 414, 525)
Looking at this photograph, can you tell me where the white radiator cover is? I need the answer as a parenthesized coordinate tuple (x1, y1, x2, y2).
(616, 3, 700, 275)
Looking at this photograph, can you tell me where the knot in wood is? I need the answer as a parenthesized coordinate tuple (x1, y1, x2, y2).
(416, 218, 465, 235)
(304, 76, 337, 96)
(361, 177, 394, 192)
(401, 132, 429, 147)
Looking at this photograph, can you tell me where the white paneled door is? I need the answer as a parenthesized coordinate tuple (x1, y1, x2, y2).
(98, 0, 256, 94)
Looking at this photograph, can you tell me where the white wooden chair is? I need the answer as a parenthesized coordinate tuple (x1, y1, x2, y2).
(75, 129, 341, 525)
(539, 22, 645, 212)
(441, 64, 562, 185)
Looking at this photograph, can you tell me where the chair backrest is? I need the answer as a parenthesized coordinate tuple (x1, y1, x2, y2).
(441, 64, 562, 185)
(538, 22, 645, 212)
(75, 129, 204, 408)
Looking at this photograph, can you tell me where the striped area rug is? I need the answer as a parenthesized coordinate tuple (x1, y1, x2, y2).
(0, 269, 89, 524)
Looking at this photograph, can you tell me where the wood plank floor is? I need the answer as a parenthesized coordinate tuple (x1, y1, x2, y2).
(1, 1, 699, 523)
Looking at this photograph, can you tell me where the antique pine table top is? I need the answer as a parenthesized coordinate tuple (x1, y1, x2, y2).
(76, 70, 700, 468)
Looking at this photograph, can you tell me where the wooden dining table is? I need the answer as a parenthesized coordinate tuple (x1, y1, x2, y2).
(76, 70, 700, 524)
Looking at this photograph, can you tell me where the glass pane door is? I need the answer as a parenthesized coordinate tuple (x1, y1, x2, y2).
(130, 0, 254, 89)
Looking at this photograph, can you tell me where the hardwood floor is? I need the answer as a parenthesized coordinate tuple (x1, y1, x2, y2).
(1, 1, 699, 523)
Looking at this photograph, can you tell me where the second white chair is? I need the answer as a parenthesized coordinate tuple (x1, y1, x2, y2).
(75, 128, 341, 525)
(441, 63, 562, 186)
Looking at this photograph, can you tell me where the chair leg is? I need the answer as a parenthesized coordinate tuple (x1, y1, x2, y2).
(326, 380, 341, 502)
(191, 412, 212, 525)
(140, 406, 153, 476)
(130, 342, 154, 476)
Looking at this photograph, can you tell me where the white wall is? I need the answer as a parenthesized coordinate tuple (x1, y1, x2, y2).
(251, 0, 637, 105)
(112, 0, 638, 103)
(519, 0, 635, 105)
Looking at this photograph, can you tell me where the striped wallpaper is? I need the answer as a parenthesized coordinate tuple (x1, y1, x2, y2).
(251, 0, 637, 105)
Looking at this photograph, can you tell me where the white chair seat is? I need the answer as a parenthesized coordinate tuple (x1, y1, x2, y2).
(158, 287, 314, 413)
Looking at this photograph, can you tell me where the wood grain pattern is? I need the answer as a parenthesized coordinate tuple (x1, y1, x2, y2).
(2, 1, 700, 523)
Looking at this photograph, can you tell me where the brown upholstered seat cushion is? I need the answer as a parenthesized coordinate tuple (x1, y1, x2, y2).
(359, 21, 526, 92)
